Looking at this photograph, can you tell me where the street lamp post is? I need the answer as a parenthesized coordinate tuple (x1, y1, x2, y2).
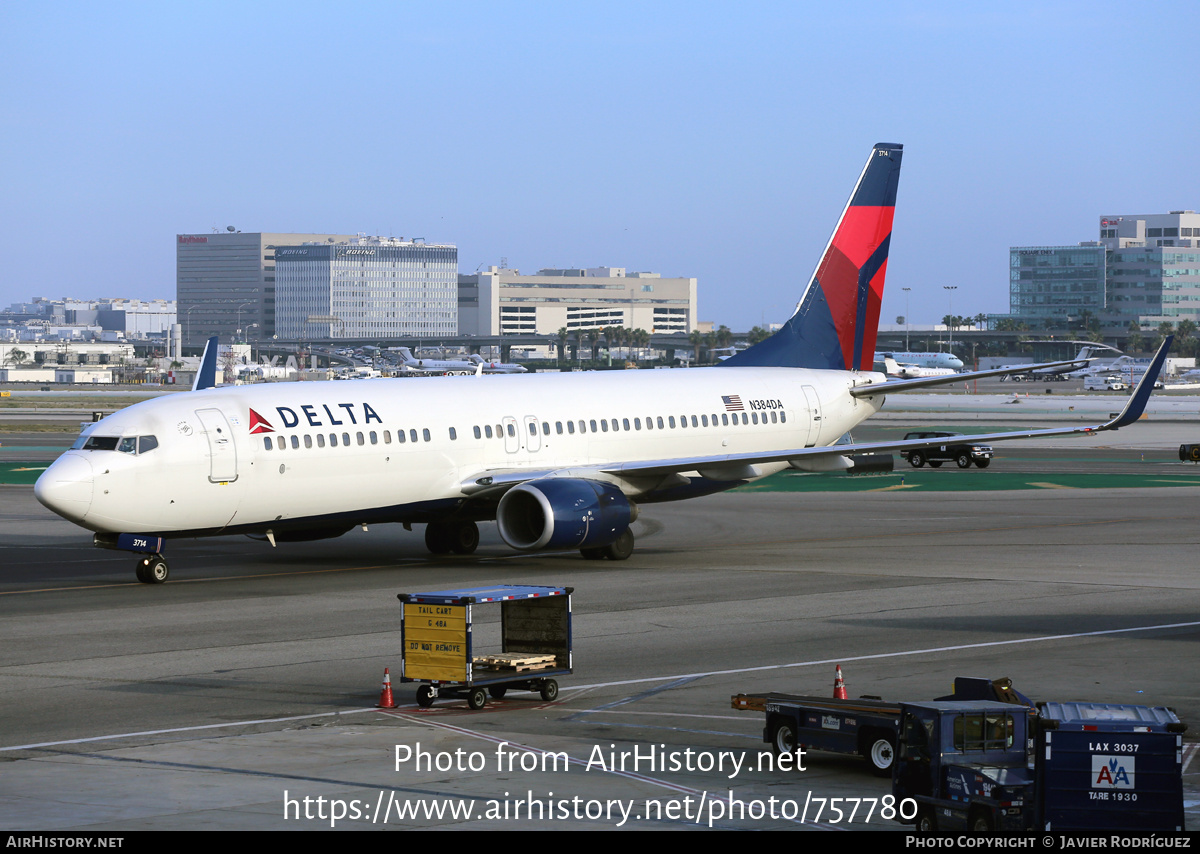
(902, 287, 911, 351)
(943, 286, 958, 352)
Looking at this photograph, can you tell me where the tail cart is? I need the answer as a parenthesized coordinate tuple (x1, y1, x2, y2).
(397, 585, 573, 710)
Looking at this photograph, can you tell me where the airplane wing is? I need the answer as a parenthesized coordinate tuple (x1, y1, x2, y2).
(460, 337, 1171, 495)
(849, 358, 1091, 395)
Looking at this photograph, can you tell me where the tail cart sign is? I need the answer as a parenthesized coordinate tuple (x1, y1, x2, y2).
(402, 601, 468, 683)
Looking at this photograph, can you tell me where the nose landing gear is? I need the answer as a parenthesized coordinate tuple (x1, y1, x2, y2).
(135, 554, 169, 584)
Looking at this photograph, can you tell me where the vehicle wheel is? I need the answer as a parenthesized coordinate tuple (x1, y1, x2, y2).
(863, 734, 895, 777)
(602, 529, 634, 561)
(539, 679, 559, 702)
(449, 521, 479, 555)
(771, 720, 798, 757)
(137, 554, 169, 584)
(928, 461, 943, 468)
(467, 687, 487, 710)
(488, 686, 507, 700)
(416, 685, 435, 708)
(909, 452, 925, 468)
(975, 459, 990, 469)
(424, 522, 453, 555)
(956, 453, 971, 468)
(580, 547, 605, 560)
(916, 807, 937, 832)
(969, 810, 994, 832)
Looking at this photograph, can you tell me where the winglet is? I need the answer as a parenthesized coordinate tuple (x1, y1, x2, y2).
(192, 336, 219, 391)
(1102, 335, 1171, 430)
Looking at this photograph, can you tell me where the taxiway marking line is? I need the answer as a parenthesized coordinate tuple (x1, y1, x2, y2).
(3, 619, 1195, 753)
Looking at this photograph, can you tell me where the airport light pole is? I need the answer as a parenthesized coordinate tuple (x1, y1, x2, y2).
(902, 287, 911, 351)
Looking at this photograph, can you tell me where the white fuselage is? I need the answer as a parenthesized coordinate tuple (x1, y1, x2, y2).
(35, 366, 884, 538)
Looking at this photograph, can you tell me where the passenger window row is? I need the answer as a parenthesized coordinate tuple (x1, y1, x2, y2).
(261, 409, 787, 452)
(469, 409, 785, 438)
(262, 428, 430, 451)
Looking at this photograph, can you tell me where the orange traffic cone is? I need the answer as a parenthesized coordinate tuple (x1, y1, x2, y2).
(833, 665, 847, 700)
(377, 667, 396, 709)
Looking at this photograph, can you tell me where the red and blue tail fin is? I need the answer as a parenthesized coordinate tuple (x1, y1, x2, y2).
(721, 143, 902, 371)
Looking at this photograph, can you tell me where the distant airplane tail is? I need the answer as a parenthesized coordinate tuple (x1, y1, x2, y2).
(721, 142, 903, 371)
(396, 347, 415, 362)
(192, 336, 219, 391)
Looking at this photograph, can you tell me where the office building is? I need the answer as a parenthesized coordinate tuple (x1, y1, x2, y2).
(1099, 211, 1200, 325)
(1006, 244, 1107, 327)
(177, 231, 354, 346)
(458, 266, 697, 337)
(273, 236, 458, 339)
(997, 211, 1200, 330)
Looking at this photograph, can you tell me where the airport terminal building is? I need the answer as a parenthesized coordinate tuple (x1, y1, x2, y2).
(458, 266, 697, 337)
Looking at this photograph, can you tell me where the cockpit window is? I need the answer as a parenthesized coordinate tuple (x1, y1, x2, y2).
(82, 436, 120, 451)
(77, 435, 158, 454)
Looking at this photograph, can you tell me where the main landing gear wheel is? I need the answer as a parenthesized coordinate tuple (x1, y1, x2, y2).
(425, 521, 480, 555)
(601, 529, 635, 561)
(580, 529, 634, 561)
(909, 452, 926, 468)
(135, 554, 169, 584)
(449, 521, 479, 555)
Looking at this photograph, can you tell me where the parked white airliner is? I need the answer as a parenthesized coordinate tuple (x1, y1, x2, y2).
(34, 143, 1171, 583)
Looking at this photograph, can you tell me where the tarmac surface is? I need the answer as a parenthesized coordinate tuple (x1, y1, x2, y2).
(1, 395, 1199, 831)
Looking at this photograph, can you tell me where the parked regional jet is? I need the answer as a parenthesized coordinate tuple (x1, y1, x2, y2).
(874, 350, 964, 371)
(34, 143, 1172, 583)
(882, 357, 958, 380)
(468, 355, 528, 374)
(393, 347, 476, 376)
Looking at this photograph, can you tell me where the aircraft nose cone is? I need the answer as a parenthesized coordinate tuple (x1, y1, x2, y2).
(34, 454, 94, 523)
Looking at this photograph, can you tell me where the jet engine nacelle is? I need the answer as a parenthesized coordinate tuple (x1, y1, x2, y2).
(496, 478, 635, 551)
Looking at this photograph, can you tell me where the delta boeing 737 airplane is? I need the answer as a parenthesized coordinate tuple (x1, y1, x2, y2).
(34, 143, 1171, 582)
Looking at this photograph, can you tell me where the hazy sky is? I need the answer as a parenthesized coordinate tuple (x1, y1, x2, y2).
(2, 2, 1197, 330)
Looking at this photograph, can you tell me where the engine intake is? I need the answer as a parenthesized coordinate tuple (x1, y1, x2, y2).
(496, 478, 634, 551)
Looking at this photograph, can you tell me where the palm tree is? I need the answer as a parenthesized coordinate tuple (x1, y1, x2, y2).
(1174, 319, 1196, 357)
(747, 325, 771, 345)
(556, 327, 569, 365)
(1127, 321, 1144, 354)
(1156, 321, 1175, 349)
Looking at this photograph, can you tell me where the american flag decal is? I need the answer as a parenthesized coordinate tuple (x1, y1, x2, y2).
(721, 395, 744, 411)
